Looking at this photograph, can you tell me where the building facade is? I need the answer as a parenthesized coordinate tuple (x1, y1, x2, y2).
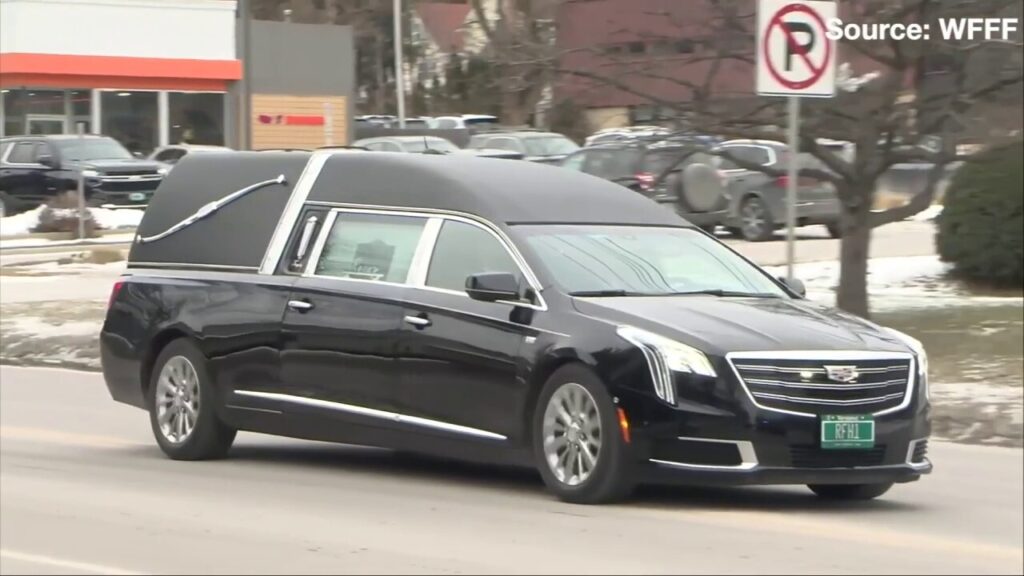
(0, 0, 355, 152)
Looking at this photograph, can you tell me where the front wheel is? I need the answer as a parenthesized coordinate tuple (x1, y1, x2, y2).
(149, 339, 236, 460)
(533, 365, 636, 504)
(739, 196, 775, 242)
(808, 482, 893, 500)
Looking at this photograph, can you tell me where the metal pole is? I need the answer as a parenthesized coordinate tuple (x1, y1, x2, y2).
(324, 102, 334, 146)
(785, 95, 799, 282)
(393, 0, 406, 128)
(77, 122, 87, 240)
(239, 0, 253, 149)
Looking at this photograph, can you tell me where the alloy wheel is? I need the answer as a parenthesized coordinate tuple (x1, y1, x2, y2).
(542, 382, 603, 486)
(741, 199, 769, 240)
(154, 355, 201, 444)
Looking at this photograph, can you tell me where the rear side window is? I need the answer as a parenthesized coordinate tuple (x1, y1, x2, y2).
(426, 220, 522, 292)
(7, 142, 36, 163)
(582, 149, 641, 178)
(644, 150, 715, 174)
(717, 145, 772, 169)
(313, 212, 427, 283)
(155, 149, 187, 163)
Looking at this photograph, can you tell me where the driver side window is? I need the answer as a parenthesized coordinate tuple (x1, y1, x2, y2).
(426, 220, 522, 293)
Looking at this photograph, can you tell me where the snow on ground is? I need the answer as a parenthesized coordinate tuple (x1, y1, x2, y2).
(763, 255, 1022, 312)
(0, 206, 142, 237)
(911, 204, 944, 221)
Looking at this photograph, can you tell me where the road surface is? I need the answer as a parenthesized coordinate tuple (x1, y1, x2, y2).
(1, 366, 1021, 575)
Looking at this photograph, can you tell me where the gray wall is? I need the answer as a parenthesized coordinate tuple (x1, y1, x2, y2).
(228, 19, 356, 149)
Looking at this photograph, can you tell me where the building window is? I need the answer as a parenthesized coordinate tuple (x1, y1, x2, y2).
(168, 92, 225, 145)
(101, 91, 159, 156)
(2, 89, 93, 136)
(675, 40, 696, 54)
(627, 41, 646, 54)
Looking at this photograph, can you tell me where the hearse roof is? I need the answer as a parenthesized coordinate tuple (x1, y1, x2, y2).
(128, 150, 688, 271)
(311, 152, 687, 226)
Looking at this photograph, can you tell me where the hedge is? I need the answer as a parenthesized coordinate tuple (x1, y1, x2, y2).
(937, 141, 1023, 287)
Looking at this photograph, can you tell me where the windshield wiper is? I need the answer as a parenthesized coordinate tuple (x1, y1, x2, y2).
(665, 289, 781, 298)
(569, 289, 650, 297)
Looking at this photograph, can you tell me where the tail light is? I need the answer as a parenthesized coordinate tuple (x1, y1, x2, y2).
(776, 175, 790, 188)
(108, 280, 125, 309)
(634, 172, 655, 190)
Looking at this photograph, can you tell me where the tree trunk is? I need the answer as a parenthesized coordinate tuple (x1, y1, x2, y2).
(836, 197, 872, 318)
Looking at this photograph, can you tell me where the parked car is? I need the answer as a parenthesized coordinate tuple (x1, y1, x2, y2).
(353, 136, 523, 159)
(429, 114, 500, 130)
(583, 125, 671, 147)
(101, 150, 931, 504)
(0, 134, 166, 214)
(559, 141, 728, 231)
(468, 130, 580, 164)
(713, 139, 842, 241)
(148, 144, 233, 171)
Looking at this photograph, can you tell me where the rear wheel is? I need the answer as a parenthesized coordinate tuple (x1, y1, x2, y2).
(825, 223, 842, 239)
(739, 196, 775, 242)
(808, 482, 893, 500)
(149, 339, 236, 460)
(533, 364, 636, 504)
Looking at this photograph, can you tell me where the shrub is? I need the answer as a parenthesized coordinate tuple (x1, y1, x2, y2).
(937, 141, 1023, 287)
(33, 192, 98, 237)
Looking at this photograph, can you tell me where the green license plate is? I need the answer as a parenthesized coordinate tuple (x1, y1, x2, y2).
(821, 415, 875, 449)
(129, 192, 147, 201)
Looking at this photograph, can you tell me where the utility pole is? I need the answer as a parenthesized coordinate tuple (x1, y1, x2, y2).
(393, 0, 406, 128)
(239, 0, 253, 149)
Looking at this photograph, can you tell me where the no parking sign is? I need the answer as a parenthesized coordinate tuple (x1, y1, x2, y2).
(756, 0, 837, 97)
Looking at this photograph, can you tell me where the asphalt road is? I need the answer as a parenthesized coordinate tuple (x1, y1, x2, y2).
(1, 366, 1021, 575)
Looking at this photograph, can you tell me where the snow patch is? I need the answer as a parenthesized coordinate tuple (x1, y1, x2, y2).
(0, 206, 142, 237)
(911, 204, 944, 221)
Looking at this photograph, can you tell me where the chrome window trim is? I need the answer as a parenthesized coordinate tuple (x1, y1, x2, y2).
(126, 261, 259, 272)
(2, 141, 47, 167)
(650, 437, 759, 471)
(726, 351, 915, 418)
(234, 390, 506, 441)
(406, 217, 443, 285)
(259, 149, 334, 275)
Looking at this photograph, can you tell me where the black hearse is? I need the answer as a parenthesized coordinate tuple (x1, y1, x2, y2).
(101, 151, 931, 503)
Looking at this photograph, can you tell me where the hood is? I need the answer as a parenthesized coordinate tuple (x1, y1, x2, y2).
(67, 159, 163, 174)
(572, 296, 909, 356)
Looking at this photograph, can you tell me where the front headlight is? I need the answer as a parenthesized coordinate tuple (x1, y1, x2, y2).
(157, 167, 170, 176)
(883, 327, 929, 401)
(617, 325, 716, 405)
(81, 169, 101, 178)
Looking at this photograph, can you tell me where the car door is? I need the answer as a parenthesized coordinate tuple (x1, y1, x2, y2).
(2, 141, 49, 206)
(396, 217, 533, 442)
(280, 209, 429, 415)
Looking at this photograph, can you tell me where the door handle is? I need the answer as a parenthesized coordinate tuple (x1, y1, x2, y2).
(287, 299, 314, 312)
(403, 315, 431, 328)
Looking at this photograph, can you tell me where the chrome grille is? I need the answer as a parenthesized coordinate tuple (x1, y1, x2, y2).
(727, 352, 914, 416)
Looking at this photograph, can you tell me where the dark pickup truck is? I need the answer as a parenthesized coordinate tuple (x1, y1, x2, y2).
(0, 135, 166, 215)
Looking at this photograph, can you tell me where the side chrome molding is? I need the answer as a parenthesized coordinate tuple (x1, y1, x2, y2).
(233, 390, 507, 442)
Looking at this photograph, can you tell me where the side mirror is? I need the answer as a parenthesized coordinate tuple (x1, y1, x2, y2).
(778, 276, 806, 297)
(465, 272, 521, 303)
(37, 154, 57, 168)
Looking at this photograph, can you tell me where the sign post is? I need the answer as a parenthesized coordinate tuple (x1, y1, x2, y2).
(76, 122, 87, 240)
(756, 0, 836, 282)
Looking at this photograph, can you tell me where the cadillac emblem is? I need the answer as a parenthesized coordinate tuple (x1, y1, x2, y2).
(824, 365, 859, 383)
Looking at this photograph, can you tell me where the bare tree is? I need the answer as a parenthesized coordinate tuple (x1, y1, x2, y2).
(548, 0, 1022, 317)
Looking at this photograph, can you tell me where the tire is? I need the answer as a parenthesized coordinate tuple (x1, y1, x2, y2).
(808, 482, 893, 500)
(532, 364, 636, 504)
(148, 339, 236, 460)
(739, 196, 775, 242)
(825, 223, 842, 239)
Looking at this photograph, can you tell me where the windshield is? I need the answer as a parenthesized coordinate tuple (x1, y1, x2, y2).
(523, 136, 579, 157)
(464, 117, 499, 127)
(404, 138, 459, 153)
(517, 225, 788, 297)
(55, 138, 133, 161)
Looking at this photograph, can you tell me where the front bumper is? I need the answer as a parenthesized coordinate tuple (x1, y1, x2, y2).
(620, 382, 932, 487)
